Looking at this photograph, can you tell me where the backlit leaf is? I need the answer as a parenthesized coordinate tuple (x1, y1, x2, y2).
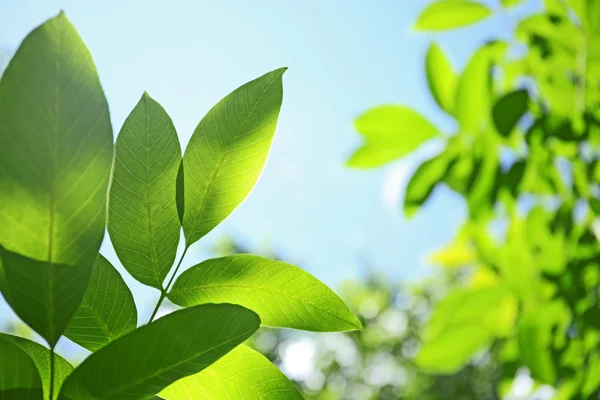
(501, 0, 524, 6)
(159, 345, 302, 400)
(0, 246, 91, 347)
(0, 335, 44, 400)
(414, 0, 492, 31)
(108, 92, 182, 289)
(404, 152, 453, 218)
(492, 89, 529, 137)
(58, 304, 260, 400)
(64, 254, 137, 352)
(425, 43, 458, 115)
(168, 255, 361, 332)
(182, 68, 286, 247)
(1, 334, 73, 400)
(0, 11, 112, 268)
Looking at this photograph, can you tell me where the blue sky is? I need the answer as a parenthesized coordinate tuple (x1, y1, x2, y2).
(0, 0, 538, 335)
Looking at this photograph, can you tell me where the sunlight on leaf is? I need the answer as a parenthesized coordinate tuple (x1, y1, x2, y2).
(0, 335, 44, 400)
(425, 43, 457, 115)
(414, 0, 492, 31)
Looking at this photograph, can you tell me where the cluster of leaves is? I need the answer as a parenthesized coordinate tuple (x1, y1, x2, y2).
(0, 12, 361, 400)
(348, 0, 600, 398)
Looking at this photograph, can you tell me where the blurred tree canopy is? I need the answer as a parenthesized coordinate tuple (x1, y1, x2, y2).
(348, 0, 600, 399)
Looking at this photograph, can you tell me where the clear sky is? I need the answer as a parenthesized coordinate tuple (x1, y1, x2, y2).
(0, 0, 538, 333)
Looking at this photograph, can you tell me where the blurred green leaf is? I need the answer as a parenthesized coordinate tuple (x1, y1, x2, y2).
(0, 12, 112, 268)
(348, 105, 439, 168)
(160, 345, 302, 400)
(168, 255, 362, 332)
(501, 0, 524, 7)
(0, 335, 43, 400)
(404, 151, 453, 217)
(425, 43, 458, 115)
(64, 254, 137, 352)
(0, 246, 91, 347)
(492, 89, 529, 137)
(414, 0, 492, 31)
(108, 92, 182, 290)
(182, 68, 286, 247)
(1, 334, 73, 400)
(58, 304, 260, 400)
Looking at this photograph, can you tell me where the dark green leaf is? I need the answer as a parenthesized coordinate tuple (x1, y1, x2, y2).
(159, 345, 303, 400)
(64, 254, 137, 352)
(425, 43, 458, 115)
(492, 89, 529, 137)
(175, 161, 185, 225)
(414, 0, 492, 31)
(0, 246, 91, 347)
(0, 11, 113, 268)
(1, 334, 73, 400)
(404, 152, 453, 218)
(0, 335, 44, 400)
(108, 92, 182, 290)
(182, 68, 286, 247)
(168, 255, 361, 332)
(58, 304, 260, 400)
(348, 106, 439, 168)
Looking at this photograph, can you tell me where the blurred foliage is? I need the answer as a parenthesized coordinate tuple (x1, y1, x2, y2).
(349, 0, 600, 398)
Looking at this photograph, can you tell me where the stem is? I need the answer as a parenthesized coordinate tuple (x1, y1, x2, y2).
(49, 347, 55, 400)
(147, 245, 189, 324)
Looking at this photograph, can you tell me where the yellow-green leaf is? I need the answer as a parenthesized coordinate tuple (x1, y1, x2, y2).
(414, 0, 493, 31)
(425, 43, 458, 115)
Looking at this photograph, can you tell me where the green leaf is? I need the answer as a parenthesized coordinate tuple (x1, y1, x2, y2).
(404, 152, 453, 218)
(108, 92, 182, 289)
(159, 345, 302, 400)
(348, 106, 439, 168)
(492, 89, 529, 137)
(1, 334, 74, 400)
(64, 254, 137, 352)
(168, 255, 361, 332)
(414, 0, 492, 31)
(0, 335, 44, 400)
(455, 45, 495, 133)
(182, 68, 286, 247)
(0, 246, 92, 347)
(501, 0, 524, 6)
(175, 161, 185, 225)
(0, 11, 113, 268)
(425, 43, 458, 115)
(58, 304, 260, 400)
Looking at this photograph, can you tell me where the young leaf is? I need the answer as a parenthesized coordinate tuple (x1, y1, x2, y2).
(0, 335, 44, 400)
(159, 345, 302, 400)
(404, 152, 454, 218)
(414, 0, 492, 31)
(182, 68, 286, 247)
(0, 246, 92, 347)
(64, 254, 137, 352)
(492, 89, 529, 137)
(501, 0, 524, 6)
(425, 43, 458, 115)
(347, 106, 439, 168)
(0, 11, 113, 268)
(108, 92, 182, 289)
(58, 304, 260, 400)
(168, 255, 361, 332)
(1, 334, 74, 400)
(455, 45, 495, 133)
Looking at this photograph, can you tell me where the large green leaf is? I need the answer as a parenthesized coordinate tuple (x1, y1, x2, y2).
(0, 246, 91, 347)
(182, 68, 286, 247)
(425, 43, 457, 115)
(0, 11, 113, 267)
(414, 0, 492, 31)
(403, 151, 453, 218)
(492, 89, 529, 137)
(108, 93, 182, 289)
(159, 345, 302, 400)
(168, 255, 361, 332)
(64, 254, 137, 352)
(58, 304, 260, 400)
(0, 335, 44, 400)
(348, 106, 439, 168)
(2, 334, 74, 400)
(455, 45, 495, 133)
(0, 12, 112, 346)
